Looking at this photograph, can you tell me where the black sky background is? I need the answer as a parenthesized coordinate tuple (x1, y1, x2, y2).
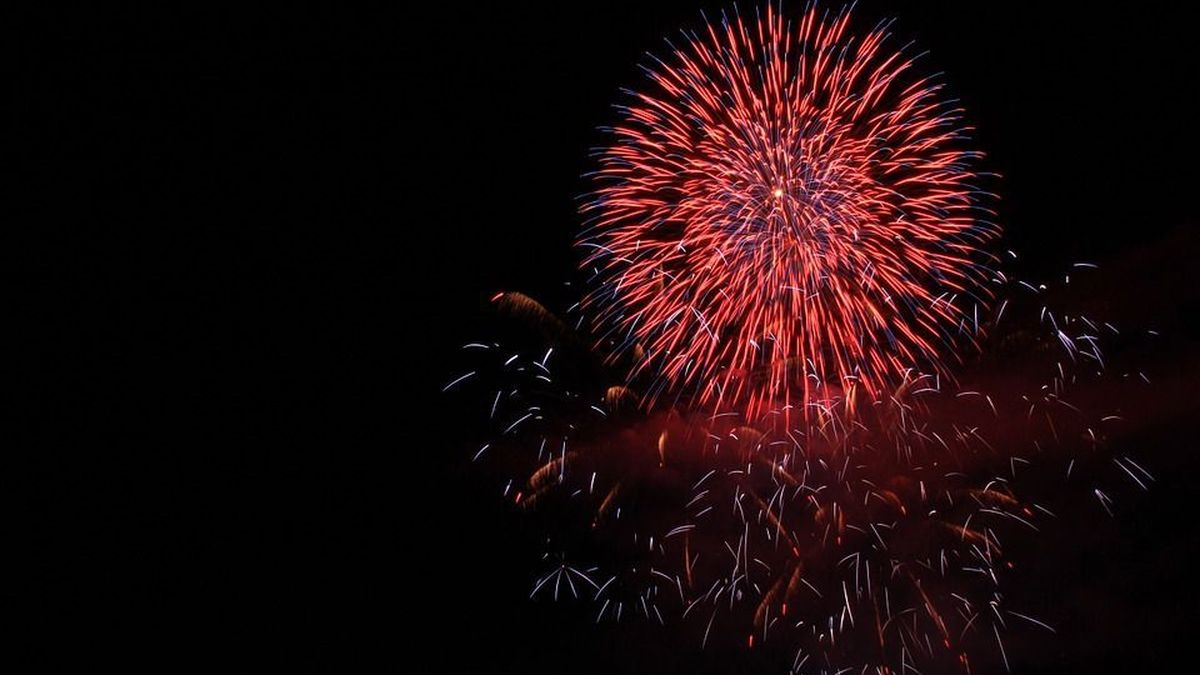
(20, 2, 1200, 672)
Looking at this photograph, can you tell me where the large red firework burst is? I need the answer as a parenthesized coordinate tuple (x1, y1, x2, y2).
(581, 5, 998, 421)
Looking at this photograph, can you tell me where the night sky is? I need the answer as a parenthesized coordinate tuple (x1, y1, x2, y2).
(23, 2, 1200, 672)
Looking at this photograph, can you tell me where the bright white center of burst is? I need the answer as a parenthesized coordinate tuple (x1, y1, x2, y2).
(772, 188, 784, 199)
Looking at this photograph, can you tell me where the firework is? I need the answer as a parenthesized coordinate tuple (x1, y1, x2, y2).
(445, 4, 1157, 673)
(581, 4, 998, 422)
(450, 278, 1151, 673)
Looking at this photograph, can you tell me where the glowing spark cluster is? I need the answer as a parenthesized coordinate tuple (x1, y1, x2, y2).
(581, 6, 998, 419)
